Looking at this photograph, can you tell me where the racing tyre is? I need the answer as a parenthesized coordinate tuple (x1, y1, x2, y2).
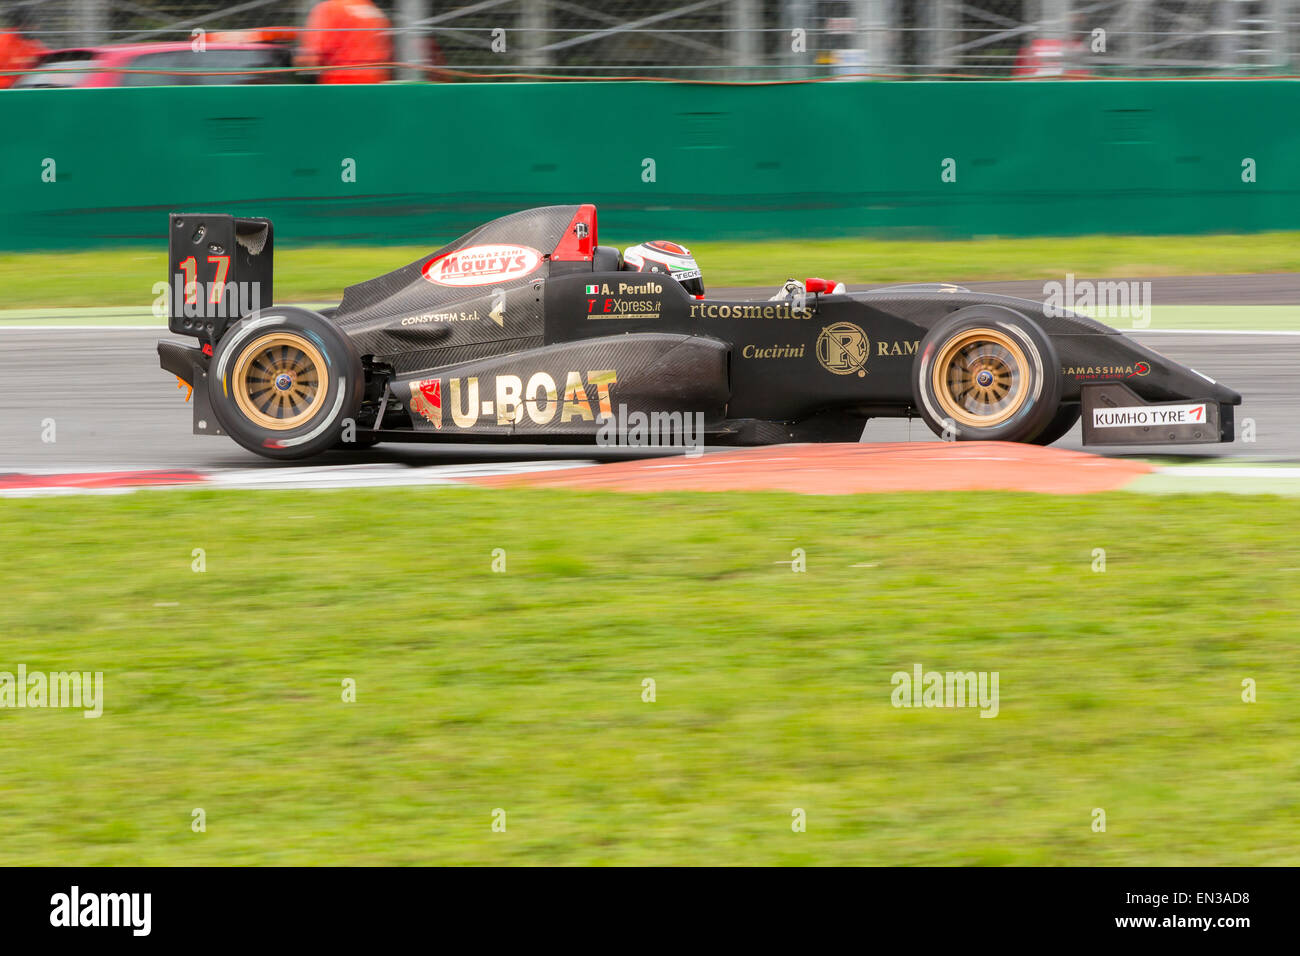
(913, 306, 1061, 443)
(208, 307, 364, 461)
(1029, 404, 1082, 446)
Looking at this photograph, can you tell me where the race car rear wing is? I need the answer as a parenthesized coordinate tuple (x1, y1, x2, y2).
(167, 213, 274, 342)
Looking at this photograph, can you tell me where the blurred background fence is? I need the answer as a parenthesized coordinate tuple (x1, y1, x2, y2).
(1, 79, 1295, 249)
(9, 0, 1300, 80)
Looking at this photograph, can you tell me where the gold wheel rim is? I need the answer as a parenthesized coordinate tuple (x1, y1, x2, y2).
(232, 332, 327, 430)
(931, 327, 1030, 428)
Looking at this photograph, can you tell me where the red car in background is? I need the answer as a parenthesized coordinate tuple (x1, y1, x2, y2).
(1012, 39, 1092, 78)
(9, 41, 296, 88)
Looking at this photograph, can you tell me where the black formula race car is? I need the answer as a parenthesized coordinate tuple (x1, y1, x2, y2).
(158, 204, 1240, 460)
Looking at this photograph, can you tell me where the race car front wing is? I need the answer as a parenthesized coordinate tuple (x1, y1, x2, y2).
(1081, 382, 1233, 446)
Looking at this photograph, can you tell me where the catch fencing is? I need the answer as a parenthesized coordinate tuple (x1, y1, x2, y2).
(11, 0, 1300, 80)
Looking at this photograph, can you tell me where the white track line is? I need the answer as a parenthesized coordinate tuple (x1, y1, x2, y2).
(206, 461, 595, 488)
(1156, 466, 1300, 478)
(0, 460, 598, 496)
(1129, 329, 1300, 336)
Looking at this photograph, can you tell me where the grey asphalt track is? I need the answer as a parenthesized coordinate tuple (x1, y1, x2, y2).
(1, 278, 1297, 470)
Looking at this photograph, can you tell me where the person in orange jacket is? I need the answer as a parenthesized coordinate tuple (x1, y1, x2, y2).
(298, 0, 393, 84)
(0, 8, 47, 90)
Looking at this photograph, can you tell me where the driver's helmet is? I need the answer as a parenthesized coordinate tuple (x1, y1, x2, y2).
(621, 241, 704, 297)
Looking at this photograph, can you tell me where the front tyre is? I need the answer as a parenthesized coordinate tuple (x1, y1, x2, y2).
(912, 305, 1061, 443)
(209, 307, 364, 461)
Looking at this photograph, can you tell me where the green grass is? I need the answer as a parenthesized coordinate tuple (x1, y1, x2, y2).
(1, 487, 1296, 865)
(4, 231, 1300, 309)
(7, 302, 1297, 332)
(1131, 463, 1300, 495)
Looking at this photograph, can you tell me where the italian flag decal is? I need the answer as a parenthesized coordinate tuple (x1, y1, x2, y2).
(585, 284, 598, 294)
(409, 378, 442, 430)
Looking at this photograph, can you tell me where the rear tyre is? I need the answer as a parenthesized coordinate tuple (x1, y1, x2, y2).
(1029, 404, 1081, 446)
(209, 307, 364, 461)
(912, 305, 1061, 443)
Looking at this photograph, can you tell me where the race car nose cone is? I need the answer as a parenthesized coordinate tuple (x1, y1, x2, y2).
(274, 373, 294, 391)
(976, 369, 994, 388)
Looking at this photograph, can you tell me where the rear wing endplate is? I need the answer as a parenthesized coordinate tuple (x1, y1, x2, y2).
(167, 213, 274, 341)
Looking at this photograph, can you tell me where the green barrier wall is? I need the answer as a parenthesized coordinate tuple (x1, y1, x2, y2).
(0, 80, 1295, 250)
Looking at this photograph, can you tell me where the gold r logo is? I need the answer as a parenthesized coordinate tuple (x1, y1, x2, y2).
(816, 322, 870, 376)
